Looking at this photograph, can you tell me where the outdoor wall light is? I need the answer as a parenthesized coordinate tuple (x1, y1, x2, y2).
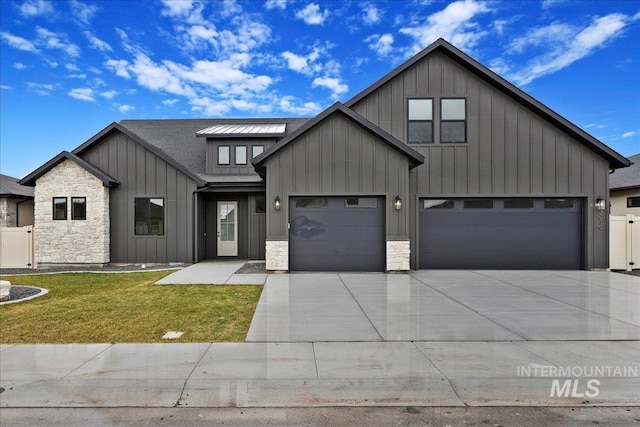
(394, 195, 402, 211)
(274, 196, 281, 210)
(595, 197, 606, 211)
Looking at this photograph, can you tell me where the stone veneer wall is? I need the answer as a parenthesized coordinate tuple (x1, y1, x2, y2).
(0, 199, 17, 227)
(386, 240, 410, 271)
(265, 240, 288, 271)
(34, 159, 110, 265)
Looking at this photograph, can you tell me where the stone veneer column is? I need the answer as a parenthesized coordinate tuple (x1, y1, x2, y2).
(34, 159, 110, 266)
(265, 240, 288, 271)
(386, 240, 410, 271)
(0, 199, 17, 227)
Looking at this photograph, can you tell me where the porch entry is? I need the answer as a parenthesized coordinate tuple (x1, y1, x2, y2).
(217, 201, 237, 256)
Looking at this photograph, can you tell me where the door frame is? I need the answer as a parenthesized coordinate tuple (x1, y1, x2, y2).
(217, 201, 238, 257)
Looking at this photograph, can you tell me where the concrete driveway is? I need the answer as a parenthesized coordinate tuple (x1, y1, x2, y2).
(246, 270, 640, 342)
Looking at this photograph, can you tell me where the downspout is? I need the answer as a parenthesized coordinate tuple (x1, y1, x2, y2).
(192, 191, 197, 264)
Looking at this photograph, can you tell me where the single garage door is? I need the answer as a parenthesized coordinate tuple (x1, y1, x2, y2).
(419, 198, 582, 269)
(290, 196, 385, 271)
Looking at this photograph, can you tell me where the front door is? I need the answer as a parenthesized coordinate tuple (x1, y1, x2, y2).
(217, 201, 238, 256)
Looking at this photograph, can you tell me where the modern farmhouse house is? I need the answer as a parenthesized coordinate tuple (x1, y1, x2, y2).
(19, 39, 630, 271)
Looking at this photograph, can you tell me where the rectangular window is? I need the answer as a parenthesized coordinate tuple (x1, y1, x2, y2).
(218, 146, 230, 165)
(53, 197, 67, 220)
(134, 198, 164, 235)
(235, 146, 247, 165)
(408, 98, 433, 143)
(424, 199, 454, 209)
(464, 199, 493, 209)
(252, 145, 264, 158)
(628, 197, 640, 208)
(255, 197, 266, 213)
(71, 197, 86, 220)
(504, 199, 534, 209)
(441, 98, 466, 143)
(544, 199, 574, 209)
(345, 198, 378, 208)
(295, 198, 328, 209)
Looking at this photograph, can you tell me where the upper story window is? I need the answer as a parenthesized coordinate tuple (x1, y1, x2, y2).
(134, 197, 164, 235)
(71, 197, 86, 220)
(441, 98, 466, 143)
(53, 197, 67, 220)
(407, 98, 433, 144)
(252, 145, 264, 158)
(218, 146, 230, 165)
(235, 146, 247, 165)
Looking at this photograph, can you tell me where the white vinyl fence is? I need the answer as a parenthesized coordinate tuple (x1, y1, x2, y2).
(0, 226, 34, 269)
(610, 215, 639, 271)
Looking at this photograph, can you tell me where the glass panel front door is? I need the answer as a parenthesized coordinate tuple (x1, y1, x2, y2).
(217, 201, 238, 256)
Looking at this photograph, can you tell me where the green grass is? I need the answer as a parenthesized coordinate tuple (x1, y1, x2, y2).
(0, 271, 263, 343)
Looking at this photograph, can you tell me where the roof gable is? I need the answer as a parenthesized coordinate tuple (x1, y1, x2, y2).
(19, 151, 119, 187)
(345, 38, 629, 170)
(252, 102, 424, 173)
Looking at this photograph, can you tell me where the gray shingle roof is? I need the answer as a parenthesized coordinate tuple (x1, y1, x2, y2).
(610, 153, 640, 190)
(118, 118, 309, 183)
(0, 174, 34, 198)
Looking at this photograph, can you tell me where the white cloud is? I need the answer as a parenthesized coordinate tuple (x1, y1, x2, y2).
(279, 96, 323, 115)
(366, 33, 394, 56)
(18, 0, 53, 17)
(36, 27, 81, 57)
(100, 90, 117, 99)
(68, 87, 96, 102)
(220, 0, 242, 18)
(542, 0, 566, 9)
(505, 13, 636, 85)
(296, 3, 329, 25)
(161, 0, 204, 24)
(1, 85, 14, 90)
(162, 98, 180, 105)
(264, 0, 289, 10)
(14, 63, 27, 70)
(27, 82, 56, 95)
(622, 131, 637, 138)
(312, 76, 348, 99)
(85, 31, 112, 51)
(105, 59, 131, 78)
(69, 0, 98, 25)
(400, 0, 490, 54)
(130, 54, 194, 97)
(282, 47, 322, 75)
(190, 97, 231, 116)
(217, 17, 271, 53)
(362, 4, 381, 25)
(0, 32, 40, 53)
(68, 73, 87, 79)
(118, 104, 134, 114)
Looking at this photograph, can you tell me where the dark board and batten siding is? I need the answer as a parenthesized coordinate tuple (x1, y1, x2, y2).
(80, 132, 197, 263)
(265, 113, 410, 241)
(206, 138, 277, 175)
(351, 50, 610, 269)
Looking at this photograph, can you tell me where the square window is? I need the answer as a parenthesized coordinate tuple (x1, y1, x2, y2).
(407, 98, 433, 144)
(235, 146, 247, 165)
(252, 145, 264, 158)
(408, 99, 432, 120)
(71, 197, 86, 220)
(441, 99, 466, 120)
(135, 197, 164, 235)
(218, 146, 230, 165)
(628, 197, 640, 208)
(53, 197, 67, 220)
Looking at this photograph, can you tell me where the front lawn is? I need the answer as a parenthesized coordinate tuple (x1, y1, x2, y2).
(0, 271, 262, 343)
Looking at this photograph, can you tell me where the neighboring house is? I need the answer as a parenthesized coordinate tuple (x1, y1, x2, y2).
(609, 153, 639, 216)
(0, 174, 34, 227)
(19, 39, 630, 271)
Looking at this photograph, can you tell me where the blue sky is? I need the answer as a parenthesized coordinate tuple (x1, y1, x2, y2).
(1, 0, 639, 178)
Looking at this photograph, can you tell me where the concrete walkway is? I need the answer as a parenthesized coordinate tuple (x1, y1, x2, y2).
(155, 260, 266, 285)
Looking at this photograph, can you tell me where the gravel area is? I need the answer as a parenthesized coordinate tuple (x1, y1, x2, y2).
(0, 264, 181, 276)
(5, 286, 42, 302)
(235, 262, 266, 274)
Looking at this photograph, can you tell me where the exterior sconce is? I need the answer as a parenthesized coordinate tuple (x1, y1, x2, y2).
(595, 197, 606, 211)
(274, 196, 281, 210)
(394, 195, 402, 211)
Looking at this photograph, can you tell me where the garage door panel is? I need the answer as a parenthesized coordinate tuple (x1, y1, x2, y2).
(420, 198, 582, 270)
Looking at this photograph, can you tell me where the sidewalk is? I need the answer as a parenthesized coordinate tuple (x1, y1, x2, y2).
(1, 341, 638, 407)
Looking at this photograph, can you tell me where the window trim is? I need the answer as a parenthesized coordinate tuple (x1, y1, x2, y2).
(627, 196, 640, 208)
(235, 145, 247, 165)
(53, 197, 67, 220)
(218, 145, 230, 165)
(134, 197, 165, 236)
(71, 197, 87, 220)
(440, 98, 467, 144)
(407, 97, 434, 144)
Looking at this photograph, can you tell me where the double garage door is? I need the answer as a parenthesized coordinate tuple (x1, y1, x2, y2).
(419, 198, 583, 269)
(289, 196, 385, 272)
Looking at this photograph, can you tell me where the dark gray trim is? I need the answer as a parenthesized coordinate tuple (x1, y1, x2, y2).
(72, 122, 207, 186)
(253, 102, 425, 172)
(345, 38, 629, 169)
(19, 151, 120, 187)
